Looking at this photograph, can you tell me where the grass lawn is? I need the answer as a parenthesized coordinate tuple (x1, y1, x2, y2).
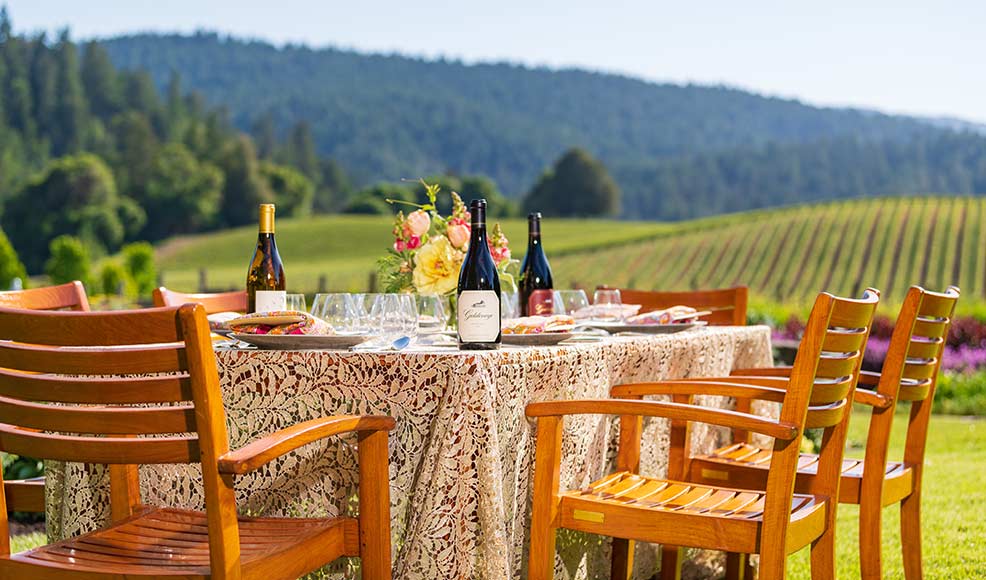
(788, 410, 986, 579)
(8, 412, 984, 578)
(153, 215, 670, 293)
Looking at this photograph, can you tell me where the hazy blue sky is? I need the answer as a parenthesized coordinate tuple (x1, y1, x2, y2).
(5, 0, 984, 122)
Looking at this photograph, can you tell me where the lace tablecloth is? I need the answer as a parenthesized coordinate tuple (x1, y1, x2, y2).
(47, 325, 772, 580)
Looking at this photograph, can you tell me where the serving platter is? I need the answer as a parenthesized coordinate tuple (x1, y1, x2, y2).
(580, 321, 707, 334)
(501, 332, 575, 346)
(230, 333, 370, 350)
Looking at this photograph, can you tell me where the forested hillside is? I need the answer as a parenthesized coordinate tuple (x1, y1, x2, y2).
(101, 32, 986, 218)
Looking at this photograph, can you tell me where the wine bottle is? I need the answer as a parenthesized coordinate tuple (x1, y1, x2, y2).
(457, 199, 501, 350)
(519, 212, 554, 316)
(246, 203, 286, 313)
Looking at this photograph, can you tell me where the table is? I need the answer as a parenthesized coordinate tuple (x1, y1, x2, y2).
(47, 326, 773, 579)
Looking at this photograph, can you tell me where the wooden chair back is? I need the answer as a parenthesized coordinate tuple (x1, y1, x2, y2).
(761, 288, 879, 543)
(612, 286, 748, 325)
(0, 304, 239, 570)
(0, 281, 90, 311)
(154, 287, 248, 313)
(869, 286, 959, 493)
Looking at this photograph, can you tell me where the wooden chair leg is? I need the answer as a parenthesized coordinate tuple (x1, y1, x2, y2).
(725, 552, 753, 580)
(660, 545, 682, 580)
(358, 430, 392, 580)
(758, 546, 786, 580)
(900, 492, 923, 580)
(858, 493, 883, 580)
(529, 416, 562, 580)
(611, 538, 634, 580)
(809, 520, 836, 580)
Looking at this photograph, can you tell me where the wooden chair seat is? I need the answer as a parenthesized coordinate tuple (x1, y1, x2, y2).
(560, 471, 828, 555)
(5, 506, 357, 579)
(690, 443, 915, 506)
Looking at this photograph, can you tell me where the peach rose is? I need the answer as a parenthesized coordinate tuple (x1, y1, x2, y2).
(405, 210, 431, 237)
(447, 223, 470, 248)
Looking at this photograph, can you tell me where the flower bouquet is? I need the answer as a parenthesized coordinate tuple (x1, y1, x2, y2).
(377, 180, 517, 296)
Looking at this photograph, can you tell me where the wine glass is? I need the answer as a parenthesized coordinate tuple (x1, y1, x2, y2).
(285, 293, 307, 313)
(553, 290, 590, 318)
(417, 295, 448, 333)
(592, 289, 623, 322)
(311, 293, 359, 334)
(370, 294, 414, 341)
(500, 291, 520, 321)
(398, 294, 419, 340)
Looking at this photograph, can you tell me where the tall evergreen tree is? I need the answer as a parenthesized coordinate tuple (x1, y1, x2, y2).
(111, 111, 158, 200)
(523, 148, 621, 217)
(252, 111, 276, 160)
(81, 41, 121, 120)
(218, 134, 273, 226)
(53, 29, 87, 154)
(29, 34, 56, 139)
(283, 120, 319, 182)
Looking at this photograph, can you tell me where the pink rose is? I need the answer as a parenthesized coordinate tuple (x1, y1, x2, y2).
(448, 224, 470, 248)
(394, 239, 407, 252)
(407, 235, 421, 250)
(405, 210, 431, 237)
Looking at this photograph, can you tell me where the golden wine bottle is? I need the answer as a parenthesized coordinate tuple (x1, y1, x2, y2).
(246, 204, 286, 313)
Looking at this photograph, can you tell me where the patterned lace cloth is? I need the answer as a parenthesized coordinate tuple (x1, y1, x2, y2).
(46, 326, 772, 580)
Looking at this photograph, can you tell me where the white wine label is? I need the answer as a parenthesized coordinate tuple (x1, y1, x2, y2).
(254, 290, 287, 313)
(458, 290, 501, 342)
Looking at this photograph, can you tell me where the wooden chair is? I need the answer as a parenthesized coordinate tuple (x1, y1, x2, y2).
(0, 281, 90, 311)
(678, 286, 958, 580)
(611, 286, 748, 326)
(0, 281, 91, 514)
(0, 304, 394, 579)
(527, 289, 879, 580)
(153, 287, 248, 313)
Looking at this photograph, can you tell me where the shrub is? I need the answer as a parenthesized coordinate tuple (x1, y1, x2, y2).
(0, 227, 27, 290)
(122, 242, 156, 298)
(934, 371, 986, 415)
(45, 235, 90, 286)
(99, 262, 129, 296)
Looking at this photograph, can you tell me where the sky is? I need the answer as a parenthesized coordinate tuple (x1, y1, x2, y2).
(5, 0, 985, 123)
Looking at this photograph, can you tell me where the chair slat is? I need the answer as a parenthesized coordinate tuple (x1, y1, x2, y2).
(918, 291, 958, 319)
(0, 396, 197, 434)
(805, 399, 849, 429)
(154, 288, 248, 314)
(0, 342, 187, 375)
(821, 329, 868, 353)
(0, 425, 199, 464)
(0, 369, 193, 404)
(911, 318, 948, 339)
(809, 377, 853, 405)
(814, 353, 860, 379)
(0, 281, 89, 312)
(898, 382, 932, 402)
(903, 359, 938, 381)
(0, 307, 183, 346)
(906, 337, 943, 360)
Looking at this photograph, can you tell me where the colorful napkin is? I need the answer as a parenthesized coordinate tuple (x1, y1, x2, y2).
(228, 311, 333, 335)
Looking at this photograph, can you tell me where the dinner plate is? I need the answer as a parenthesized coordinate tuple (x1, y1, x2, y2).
(230, 333, 371, 350)
(501, 332, 574, 346)
(580, 321, 707, 334)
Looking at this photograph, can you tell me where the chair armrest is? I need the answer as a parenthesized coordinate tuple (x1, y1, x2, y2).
(611, 380, 786, 403)
(853, 388, 893, 409)
(218, 415, 396, 475)
(4, 478, 45, 512)
(525, 399, 798, 441)
(857, 370, 881, 387)
(731, 366, 793, 377)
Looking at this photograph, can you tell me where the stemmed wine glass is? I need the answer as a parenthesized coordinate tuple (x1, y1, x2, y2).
(552, 290, 590, 317)
(592, 289, 624, 322)
(311, 293, 361, 334)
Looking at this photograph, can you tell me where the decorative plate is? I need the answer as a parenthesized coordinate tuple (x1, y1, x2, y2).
(501, 332, 575, 346)
(230, 333, 371, 350)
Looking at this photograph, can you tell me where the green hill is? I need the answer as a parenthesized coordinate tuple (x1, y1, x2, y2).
(156, 196, 983, 313)
(99, 33, 986, 220)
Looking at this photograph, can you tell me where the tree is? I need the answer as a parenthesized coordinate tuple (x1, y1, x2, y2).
(98, 261, 128, 296)
(252, 112, 277, 160)
(282, 121, 319, 182)
(260, 161, 314, 217)
(143, 143, 224, 239)
(52, 29, 87, 155)
(81, 42, 121, 120)
(314, 157, 351, 213)
(218, 134, 273, 226)
(523, 148, 620, 217)
(2, 153, 145, 271)
(122, 241, 156, 298)
(111, 111, 158, 198)
(0, 226, 27, 290)
(45, 235, 90, 286)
